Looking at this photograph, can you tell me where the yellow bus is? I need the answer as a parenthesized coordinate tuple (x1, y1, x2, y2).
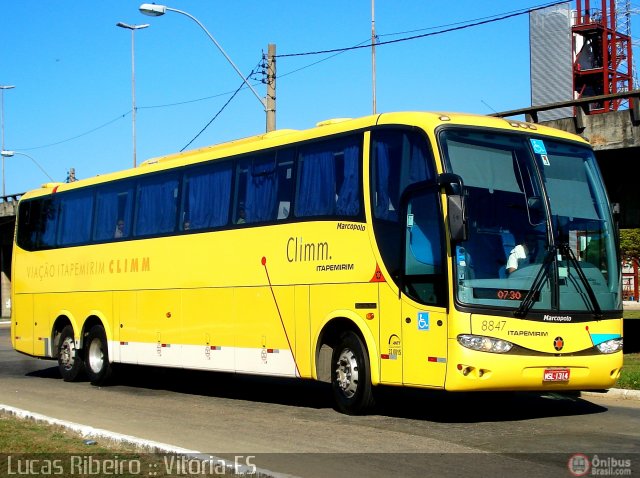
(11, 112, 623, 414)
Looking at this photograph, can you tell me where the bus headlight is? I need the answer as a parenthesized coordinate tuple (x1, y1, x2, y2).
(457, 334, 514, 354)
(596, 338, 623, 354)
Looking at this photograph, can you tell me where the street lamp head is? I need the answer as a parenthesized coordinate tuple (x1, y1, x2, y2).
(0, 86, 16, 90)
(1, 151, 15, 157)
(139, 3, 167, 16)
(117, 22, 150, 30)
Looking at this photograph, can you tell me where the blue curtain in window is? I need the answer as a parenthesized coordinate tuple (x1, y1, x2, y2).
(94, 184, 133, 241)
(59, 191, 93, 245)
(245, 158, 278, 223)
(374, 142, 392, 220)
(296, 150, 335, 216)
(335, 145, 360, 216)
(40, 200, 59, 248)
(136, 176, 178, 235)
(187, 164, 232, 229)
(410, 141, 429, 183)
(94, 190, 118, 241)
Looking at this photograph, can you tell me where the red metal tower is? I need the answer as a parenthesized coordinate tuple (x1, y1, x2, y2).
(573, 0, 633, 112)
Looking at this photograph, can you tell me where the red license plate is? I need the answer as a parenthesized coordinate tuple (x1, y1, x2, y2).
(543, 369, 570, 382)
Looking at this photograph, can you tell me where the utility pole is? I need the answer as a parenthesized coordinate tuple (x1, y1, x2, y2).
(266, 43, 277, 132)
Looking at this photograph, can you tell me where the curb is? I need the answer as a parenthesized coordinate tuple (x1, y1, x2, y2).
(581, 388, 640, 401)
(0, 404, 290, 478)
(0, 404, 200, 454)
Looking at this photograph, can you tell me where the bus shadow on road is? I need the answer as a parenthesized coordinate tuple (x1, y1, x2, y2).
(373, 386, 608, 423)
(101, 364, 336, 410)
(28, 363, 608, 422)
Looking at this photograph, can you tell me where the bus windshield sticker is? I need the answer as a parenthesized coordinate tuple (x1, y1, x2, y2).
(456, 246, 466, 267)
(530, 138, 547, 155)
(417, 312, 430, 331)
(541, 154, 550, 166)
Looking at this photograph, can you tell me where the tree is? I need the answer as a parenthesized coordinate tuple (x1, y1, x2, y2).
(620, 229, 640, 260)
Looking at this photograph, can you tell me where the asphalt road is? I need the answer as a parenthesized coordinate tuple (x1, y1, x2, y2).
(0, 323, 638, 477)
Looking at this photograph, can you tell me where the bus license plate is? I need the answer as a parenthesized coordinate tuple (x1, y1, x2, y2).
(543, 369, 570, 382)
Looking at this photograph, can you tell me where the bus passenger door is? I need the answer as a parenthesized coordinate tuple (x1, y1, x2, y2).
(400, 188, 448, 387)
(401, 301, 447, 387)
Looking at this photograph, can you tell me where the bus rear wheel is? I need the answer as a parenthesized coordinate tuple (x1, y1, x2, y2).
(57, 325, 84, 382)
(331, 331, 375, 415)
(85, 325, 112, 386)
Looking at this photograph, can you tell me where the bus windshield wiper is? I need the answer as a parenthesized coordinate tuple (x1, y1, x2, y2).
(514, 245, 557, 318)
(559, 243, 602, 319)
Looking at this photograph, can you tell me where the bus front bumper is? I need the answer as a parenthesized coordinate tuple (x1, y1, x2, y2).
(445, 340, 623, 392)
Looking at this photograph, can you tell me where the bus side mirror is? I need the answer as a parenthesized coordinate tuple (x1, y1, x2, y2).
(438, 173, 468, 243)
(448, 194, 468, 243)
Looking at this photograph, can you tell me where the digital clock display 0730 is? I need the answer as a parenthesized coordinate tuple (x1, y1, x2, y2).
(496, 289, 523, 300)
(472, 288, 537, 301)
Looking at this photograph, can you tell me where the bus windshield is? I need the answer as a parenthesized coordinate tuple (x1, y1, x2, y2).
(440, 128, 621, 316)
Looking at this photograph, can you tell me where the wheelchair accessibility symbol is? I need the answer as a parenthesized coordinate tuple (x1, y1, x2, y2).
(417, 312, 430, 331)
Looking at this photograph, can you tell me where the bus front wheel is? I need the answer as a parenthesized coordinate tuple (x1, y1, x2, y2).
(331, 331, 375, 415)
(84, 325, 112, 386)
(57, 325, 84, 382)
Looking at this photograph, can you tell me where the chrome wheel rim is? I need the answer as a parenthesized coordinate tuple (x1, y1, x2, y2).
(335, 348, 359, 398)
(60, 336, 76, 371)
(88, 338, 104, 373)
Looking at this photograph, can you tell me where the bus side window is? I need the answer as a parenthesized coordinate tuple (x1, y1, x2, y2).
(182, 161, 232, 231)
(295, 137, 361, 218)
(135, 173, 180, 237)
(38, 198, 59, 249)
(235, 151, 293, 225)
(16, 200, 40, 251)
(404, 190, 446, 306)
(249, 154, 278, 223)
(58, 189, 94, 246)
(276, 149, 295, 220)
(94, 182, 135, 241)
(371, 128, 437, 281)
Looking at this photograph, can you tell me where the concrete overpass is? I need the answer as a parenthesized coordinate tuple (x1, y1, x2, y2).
(0, 194, 21, 319)
(0, 92, 638, 319)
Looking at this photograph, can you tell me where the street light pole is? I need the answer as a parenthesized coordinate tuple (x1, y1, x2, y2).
(1, 85, 16, 197)
(1, 150, 55, 183)
(138, 3, 274, 132)
(117, 22, 149, 168)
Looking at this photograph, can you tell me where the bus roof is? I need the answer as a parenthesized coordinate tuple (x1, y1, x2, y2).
(21, 111, 588, 200)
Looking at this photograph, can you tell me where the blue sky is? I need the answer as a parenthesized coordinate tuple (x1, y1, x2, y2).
(1, 1, 638, 194)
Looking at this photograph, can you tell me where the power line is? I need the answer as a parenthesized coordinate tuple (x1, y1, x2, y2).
(276, 1, 568, 58)
(377, 2, 562, 39)
(279, 38, 372, 79)
(138, 90, 241, 110)
(180, 61, 262, 151)
(16, 1, 570, 152)
(16, 112, 131, 151)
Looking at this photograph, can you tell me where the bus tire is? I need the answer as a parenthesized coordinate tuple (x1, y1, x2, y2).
(331, 330, 375, 415)
(84, 325, 112, 386)
(57, 325, 84, 382)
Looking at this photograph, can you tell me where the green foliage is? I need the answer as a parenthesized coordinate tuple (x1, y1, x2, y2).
(617, 354, 640, 390)
(620, 229, 640, 260)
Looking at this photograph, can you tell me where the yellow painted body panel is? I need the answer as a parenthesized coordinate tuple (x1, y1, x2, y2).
(11, 111, 620, 394)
